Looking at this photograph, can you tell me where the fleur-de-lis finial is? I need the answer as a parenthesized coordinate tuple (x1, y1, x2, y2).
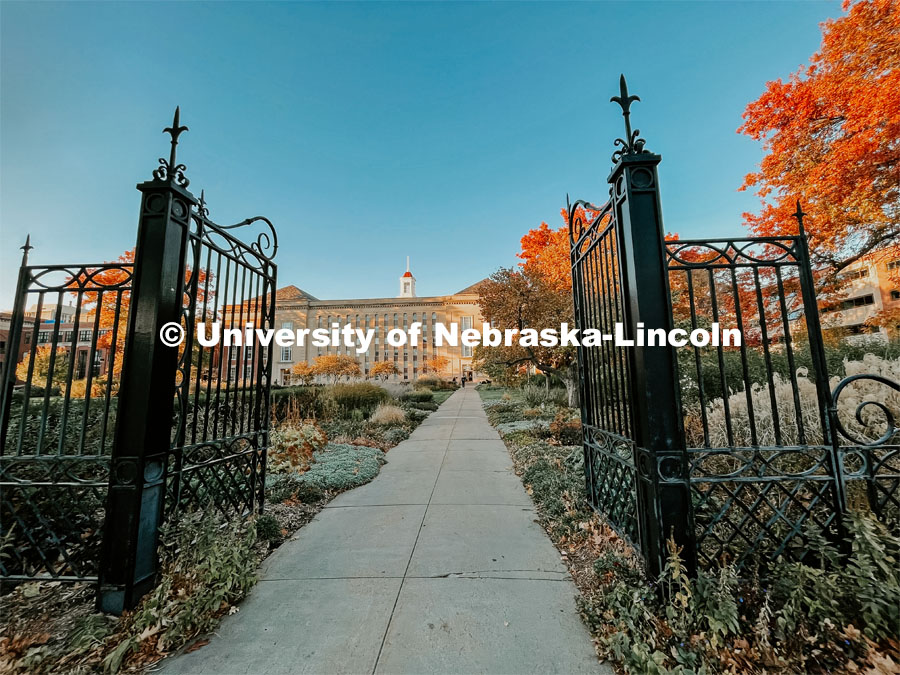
(611, 74, 640, 118)
(792, 199, 807, 238)
(611, 74, 647, 163)
(164, 106, 189, 169)
(198, 189, 209, 217)
(153, 106, 190, 187)
(21, 234, 33, 265)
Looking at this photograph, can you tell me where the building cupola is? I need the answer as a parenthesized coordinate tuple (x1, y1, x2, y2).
(399, 256, 416, 297)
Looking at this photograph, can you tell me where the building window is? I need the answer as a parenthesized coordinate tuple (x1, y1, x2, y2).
(280, 347, 292, 362)
(79, 330, 91, 342)
(843, 268, 869, 280)
(282, 320, 293, 330)
(825, 294, 875, 312)
(844, 324, 878, 335)
(886, 260, 900, 271)
(38, 332, 49, 344)
(461, 315, 473, 357)
(891, 290, 900, 301)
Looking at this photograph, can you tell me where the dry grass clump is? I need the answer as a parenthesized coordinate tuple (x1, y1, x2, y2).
(685, 354, 900, 449)
(369, 403, 407, 426)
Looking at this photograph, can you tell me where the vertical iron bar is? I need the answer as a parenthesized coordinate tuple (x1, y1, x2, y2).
(752, 267, 781, 446)
(686, 269, 710, 447)
(774, 267, 807, 445)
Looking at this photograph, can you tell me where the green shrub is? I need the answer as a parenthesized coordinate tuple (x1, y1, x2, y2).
(320, 417, 366, 441)
(269, 420, 328, 473)
(4, 397, 118, 455)
(484, 402, 524, 425)
(255, 513, 282, 542)
(405, 408, 429, 422)
(383, 427, 410, 445)
(586, 515, 900, 674)
(414, 376, 441, 390)
(399, 390, 434, 403)
(522, 384, 548, 407)
(265, 474, 325, 503)
(297, 443, 385, 491)
(549, 411, 582, 445)
(415, 375, 457, 391)
(106, 511, 258, 670)
(328, 383, 389, 413)
(410, 400, 438, 412)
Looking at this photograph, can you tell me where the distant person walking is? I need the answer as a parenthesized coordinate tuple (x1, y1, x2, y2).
(460, 374, 466, 388)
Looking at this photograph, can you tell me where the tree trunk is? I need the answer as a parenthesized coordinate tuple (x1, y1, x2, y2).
(563, 363, 580, 409)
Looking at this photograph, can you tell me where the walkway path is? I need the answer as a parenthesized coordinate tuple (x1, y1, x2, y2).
(159, 387, 605, 674)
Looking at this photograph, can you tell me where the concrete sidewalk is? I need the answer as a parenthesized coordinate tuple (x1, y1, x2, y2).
(157, 387, 605, 674)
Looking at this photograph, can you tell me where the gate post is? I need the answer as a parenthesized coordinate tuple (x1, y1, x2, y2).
(0, 237, 33, 452)
(98, 109, 196, 613)
(610, 77, 696, 577)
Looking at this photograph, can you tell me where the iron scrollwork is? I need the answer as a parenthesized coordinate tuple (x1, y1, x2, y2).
(831, 374, 899, 447)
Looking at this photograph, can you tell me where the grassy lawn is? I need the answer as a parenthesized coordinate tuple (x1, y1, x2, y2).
(431, 390, 454, 406)
(475, 384, 524, 404)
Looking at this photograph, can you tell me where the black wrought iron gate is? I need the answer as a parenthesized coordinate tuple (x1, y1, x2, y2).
(0, 110, 278, 613)
(569, 77, 899, 577)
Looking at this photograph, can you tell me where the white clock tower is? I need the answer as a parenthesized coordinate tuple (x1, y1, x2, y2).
(399, 256, 416, 298)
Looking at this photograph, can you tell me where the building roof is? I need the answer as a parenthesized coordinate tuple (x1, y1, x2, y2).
(402, 271, 413, 278)
(455, 279, 488, 295)
(276, 285, 319, 302)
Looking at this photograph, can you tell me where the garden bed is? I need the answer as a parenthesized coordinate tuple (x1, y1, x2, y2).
(478, 384, 900, 675)
(0, 380, 440, 674)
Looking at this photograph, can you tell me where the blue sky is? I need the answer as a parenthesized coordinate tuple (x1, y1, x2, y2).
(0, 1, 841, 306)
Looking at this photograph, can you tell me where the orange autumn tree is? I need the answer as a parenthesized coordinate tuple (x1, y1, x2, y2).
(369, 360, 399, 382)
(516, 207, 764, 350)
(474, 206, 607, 405)
(70, 248, 213, 380)
(422, 355, 449, 375)
(312, 354, 360, 383)
(518, 212, 574, 292)
(739, 0, 900, 279)
(291, 360, 315, 385)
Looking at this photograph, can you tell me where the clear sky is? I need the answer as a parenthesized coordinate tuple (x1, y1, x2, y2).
(1, 0, 842, 306)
